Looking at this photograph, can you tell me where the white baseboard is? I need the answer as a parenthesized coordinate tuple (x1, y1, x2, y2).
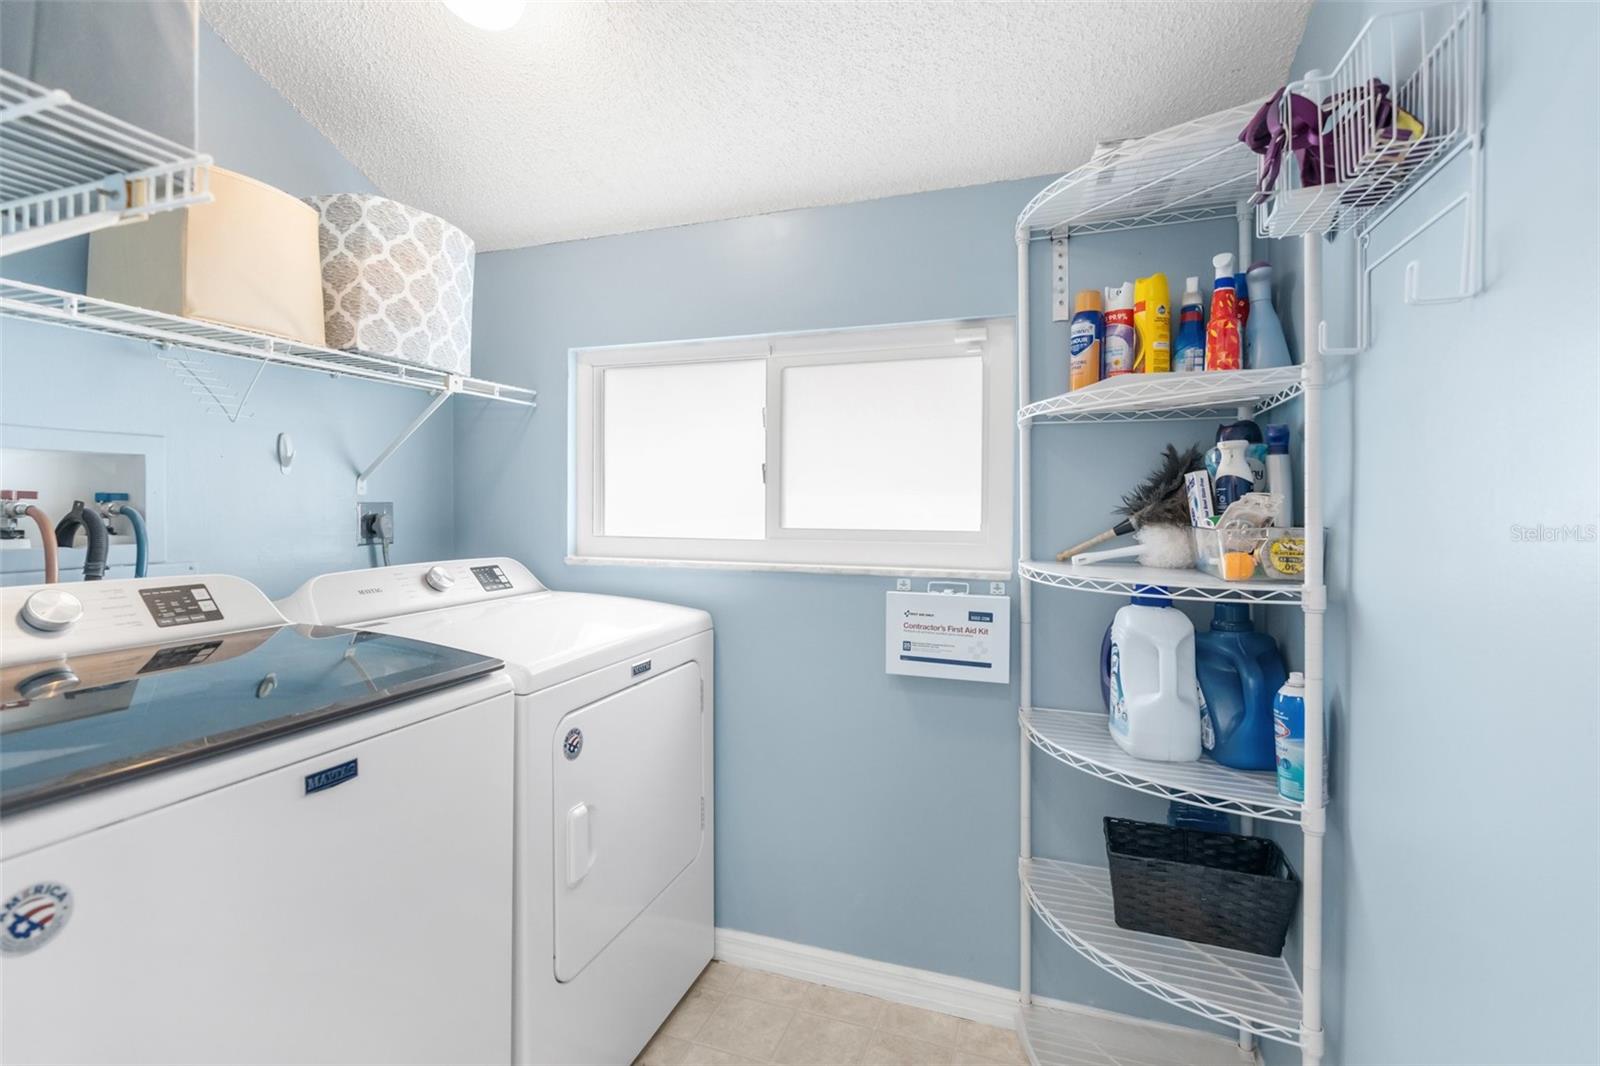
(713, 926, 1251, 1054)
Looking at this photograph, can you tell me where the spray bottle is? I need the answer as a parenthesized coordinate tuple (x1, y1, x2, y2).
(1133, 273, 1171, 373)
(1069, 290, 1103, 391)
(1174, 276, 1205, 373)
(1103, 282, 1137, 377)
(1205, 253, 1242, 371)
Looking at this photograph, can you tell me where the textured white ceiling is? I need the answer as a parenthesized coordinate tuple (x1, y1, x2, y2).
(202, 1, 1311, 252)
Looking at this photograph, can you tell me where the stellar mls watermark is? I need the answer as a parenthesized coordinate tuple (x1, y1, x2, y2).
(1509, 523, 1597, 543)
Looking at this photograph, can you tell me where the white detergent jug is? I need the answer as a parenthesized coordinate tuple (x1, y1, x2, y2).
(1108, 589, 1201, 762)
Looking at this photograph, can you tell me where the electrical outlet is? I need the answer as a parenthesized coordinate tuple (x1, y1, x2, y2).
(357, 501, 394, 545)
(895, 578, 911, 591)
(990, 582, 1006, 595)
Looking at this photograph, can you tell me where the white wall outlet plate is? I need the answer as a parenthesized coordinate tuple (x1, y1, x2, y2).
(895, 578, 911, 591)
(990, 582, 1006, 595)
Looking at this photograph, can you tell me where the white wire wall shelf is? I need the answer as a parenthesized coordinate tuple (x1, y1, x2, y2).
(1255, 1, 1480, 240)
(0, 70, 212, 257)
(1022, 858, 1303, 1047)
(1017, 102, 1262, 240)
(1022, 708, 1303, 824)
(0, 279, 536, 492)
(1020, 559, 1305, 606)
(1019, 366, 1304, 425)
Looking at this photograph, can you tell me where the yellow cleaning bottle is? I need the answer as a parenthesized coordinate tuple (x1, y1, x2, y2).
(1134, 273, 1172, 373)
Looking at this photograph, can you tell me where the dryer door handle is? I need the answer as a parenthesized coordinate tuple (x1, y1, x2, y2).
(565, 802, 595, 888)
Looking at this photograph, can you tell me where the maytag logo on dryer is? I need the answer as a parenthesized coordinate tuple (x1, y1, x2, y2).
(631, 659, 652, 677)
(355, 587, 384, 596)
(1, 882, 73, 955)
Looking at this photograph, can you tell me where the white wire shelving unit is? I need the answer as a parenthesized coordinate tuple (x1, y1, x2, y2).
(0, 70, 212, 257)
(1018, 560, 1303, 606)
(1021, 859, 1304, 1046)
(1019, 366, 1304, 426)
(0, 280, 536, 492)
(1023, 709, 1302, 825)
(1011, 7, 1482, 1063)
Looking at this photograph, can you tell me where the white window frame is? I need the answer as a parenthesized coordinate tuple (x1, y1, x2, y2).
(571, 318, 1015, 578)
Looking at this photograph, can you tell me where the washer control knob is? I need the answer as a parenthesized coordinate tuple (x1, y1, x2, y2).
(424, 566, 455, 592)
(21, 589, 83, 632)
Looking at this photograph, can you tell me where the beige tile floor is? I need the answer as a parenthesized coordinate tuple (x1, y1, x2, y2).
(636, 961, 1028, 1066)
(636, 961, 1026, 1066)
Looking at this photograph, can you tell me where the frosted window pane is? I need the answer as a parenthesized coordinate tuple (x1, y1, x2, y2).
(602, 360, 765, 539)
(781, 356, 984, 532)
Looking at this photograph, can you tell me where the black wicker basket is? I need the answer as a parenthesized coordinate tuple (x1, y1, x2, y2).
(1103, 817, 1300, 957)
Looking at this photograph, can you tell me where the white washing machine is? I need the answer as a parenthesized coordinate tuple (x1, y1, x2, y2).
(0, 575, 517, 1065)
(277, 558, 714, 1066)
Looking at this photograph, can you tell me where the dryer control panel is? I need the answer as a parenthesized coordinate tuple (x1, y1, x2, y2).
(275, 558, 546, 627)
(1, 575, 287, 665)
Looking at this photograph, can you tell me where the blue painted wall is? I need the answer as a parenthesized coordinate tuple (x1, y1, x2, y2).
(1260, 2, 1600, 1062)
(1, 27, 465, 597)
(458, 174, 1247, 1029)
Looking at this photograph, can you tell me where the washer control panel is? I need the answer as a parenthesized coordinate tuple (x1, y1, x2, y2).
(471, 564, 513, 592)
(2, 575, 286, 665)
(138, 584, 225, 628)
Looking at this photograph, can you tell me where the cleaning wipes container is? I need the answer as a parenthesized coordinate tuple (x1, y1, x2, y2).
(1196, 605, 1287, 770)
(1108, 589, 1200, 762)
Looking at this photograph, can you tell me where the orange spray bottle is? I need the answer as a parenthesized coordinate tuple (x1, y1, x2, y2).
(1205, 252, 1242, 371)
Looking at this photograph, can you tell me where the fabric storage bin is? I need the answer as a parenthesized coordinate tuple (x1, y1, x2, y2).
(87, 167, 326, 346)
(1103, 817, 1300, 956)
(304, 194, 474, 375)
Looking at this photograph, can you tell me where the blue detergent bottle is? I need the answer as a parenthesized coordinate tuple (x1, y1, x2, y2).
(1195, 604, 1287, 771)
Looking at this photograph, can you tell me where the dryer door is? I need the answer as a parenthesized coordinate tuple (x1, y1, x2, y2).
(552, 662, 703, 982)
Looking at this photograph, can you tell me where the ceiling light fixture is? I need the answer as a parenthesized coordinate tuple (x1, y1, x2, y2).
(443, 0, 526, 32)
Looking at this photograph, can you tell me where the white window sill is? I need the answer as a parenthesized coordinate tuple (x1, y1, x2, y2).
(565, 555, 1012, 582)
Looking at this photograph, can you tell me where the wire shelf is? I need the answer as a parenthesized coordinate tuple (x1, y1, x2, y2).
(1020, 559, 1304, 606)
(1023, 708, 1302, 824)
(1016, 1002, 1254, 1066)
(0, 70, 212, 257)
(1017, 102, 1263, 239)
(1022, 858, 1303, 1047)
(1019, 366, 1304, 425)
(0, 279, 535, 406)
(1255, 0, 1480, 238)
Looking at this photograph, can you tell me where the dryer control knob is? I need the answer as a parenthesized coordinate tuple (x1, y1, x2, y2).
(424, 566, 455, 592)
(21, 589, 83, 632)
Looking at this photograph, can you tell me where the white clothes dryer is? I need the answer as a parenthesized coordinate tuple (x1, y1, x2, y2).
(278, 558, 714, 1066)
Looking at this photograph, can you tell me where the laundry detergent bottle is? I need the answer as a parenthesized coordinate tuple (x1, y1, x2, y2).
(1195, 605, 1287, 771)
(1107, 589, 1200, 762)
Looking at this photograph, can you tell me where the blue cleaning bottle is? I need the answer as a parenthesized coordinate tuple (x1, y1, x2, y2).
(1195, 604, 1287, 771)
(1244, 261, 1294, 369)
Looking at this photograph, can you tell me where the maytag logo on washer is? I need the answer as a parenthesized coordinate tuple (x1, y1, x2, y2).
(563, 728, 583, 760)
(1, 882, 72, 955)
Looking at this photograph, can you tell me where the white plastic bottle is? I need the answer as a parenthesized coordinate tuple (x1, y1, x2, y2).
(1108, 589, 1201, 762)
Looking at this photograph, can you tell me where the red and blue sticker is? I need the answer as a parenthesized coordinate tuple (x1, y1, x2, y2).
(1, 882, 72, 956)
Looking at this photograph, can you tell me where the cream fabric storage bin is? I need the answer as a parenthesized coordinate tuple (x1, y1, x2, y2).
(305, 194, 474, 375)
(87, 167, 326, 346)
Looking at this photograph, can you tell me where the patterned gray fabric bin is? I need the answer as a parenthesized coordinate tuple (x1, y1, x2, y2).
(304, 194, 474, 374)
